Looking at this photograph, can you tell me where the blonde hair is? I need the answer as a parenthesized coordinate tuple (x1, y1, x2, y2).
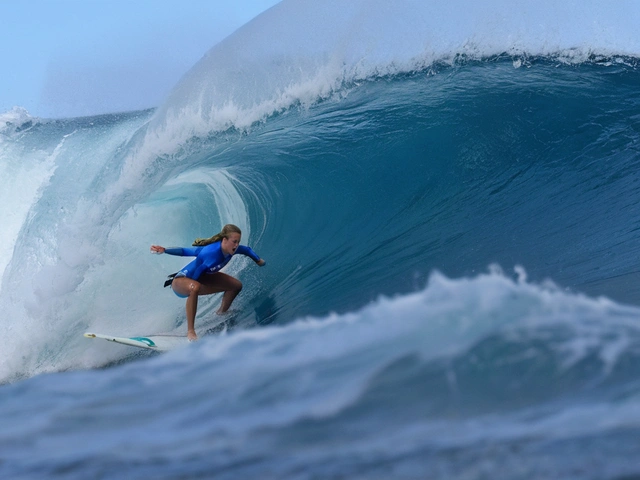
(192, 224, 242, 246)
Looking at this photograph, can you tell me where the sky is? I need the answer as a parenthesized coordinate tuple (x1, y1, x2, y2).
(0, 0, 281, 119)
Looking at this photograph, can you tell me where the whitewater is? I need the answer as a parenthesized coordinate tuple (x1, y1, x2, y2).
(2, 1, 640, 478)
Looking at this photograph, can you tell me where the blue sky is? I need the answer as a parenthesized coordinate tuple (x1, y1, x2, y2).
(0, 0, 280, 118)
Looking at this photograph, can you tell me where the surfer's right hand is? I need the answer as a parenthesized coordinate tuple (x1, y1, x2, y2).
(188, 330, 198, 342)
(150, 245, 165, 254)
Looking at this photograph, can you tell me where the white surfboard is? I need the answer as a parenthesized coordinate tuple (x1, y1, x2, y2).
(84, 332, 190, 351)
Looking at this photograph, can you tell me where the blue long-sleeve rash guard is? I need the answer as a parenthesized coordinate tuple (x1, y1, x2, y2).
(164, 242, 261, 280)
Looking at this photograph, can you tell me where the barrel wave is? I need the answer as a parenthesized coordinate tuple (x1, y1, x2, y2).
(1, 1, 640, 478)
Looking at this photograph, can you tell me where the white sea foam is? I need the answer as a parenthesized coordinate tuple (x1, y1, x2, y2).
(0, 137, 58, 281)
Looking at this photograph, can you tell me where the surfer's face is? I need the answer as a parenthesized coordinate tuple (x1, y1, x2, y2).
(221, 232, 241, 255)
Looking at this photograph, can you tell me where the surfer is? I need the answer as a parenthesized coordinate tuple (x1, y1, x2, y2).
(151, 224, 266, 341)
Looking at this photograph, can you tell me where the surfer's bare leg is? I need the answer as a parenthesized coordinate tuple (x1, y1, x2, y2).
(186, 291, 199, 340)
(172, 273, 242, 338)
(198, 272, 243, 314)
(172, 277, 202, 341)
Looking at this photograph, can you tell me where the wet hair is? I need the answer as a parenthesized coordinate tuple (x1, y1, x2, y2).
(192, 224, 242, 246)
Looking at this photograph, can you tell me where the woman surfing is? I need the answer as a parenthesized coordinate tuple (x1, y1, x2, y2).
(151, 224, 266, 341)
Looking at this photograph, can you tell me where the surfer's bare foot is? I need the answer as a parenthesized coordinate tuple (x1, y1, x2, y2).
(188, 330, 198, 341)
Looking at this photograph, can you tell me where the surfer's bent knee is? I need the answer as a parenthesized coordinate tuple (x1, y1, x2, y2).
(171, 276, 199, 298)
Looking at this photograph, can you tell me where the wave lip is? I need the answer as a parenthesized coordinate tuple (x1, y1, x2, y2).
(150, 0, 640, 140)
(0, 107, 37, 136)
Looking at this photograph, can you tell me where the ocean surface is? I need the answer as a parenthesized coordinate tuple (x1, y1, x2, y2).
(2, 1, 640, 478)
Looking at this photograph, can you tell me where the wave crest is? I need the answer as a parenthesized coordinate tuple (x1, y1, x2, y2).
(148, 0, 640, 141)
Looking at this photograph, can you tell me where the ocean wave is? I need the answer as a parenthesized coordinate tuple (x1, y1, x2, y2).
(3, 58, 640, 382)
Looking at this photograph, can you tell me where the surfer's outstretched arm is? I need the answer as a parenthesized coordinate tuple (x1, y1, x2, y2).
(150, 245, 202, 256)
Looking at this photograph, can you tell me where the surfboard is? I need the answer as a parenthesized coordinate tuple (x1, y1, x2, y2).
(83, 332, 190, 351)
